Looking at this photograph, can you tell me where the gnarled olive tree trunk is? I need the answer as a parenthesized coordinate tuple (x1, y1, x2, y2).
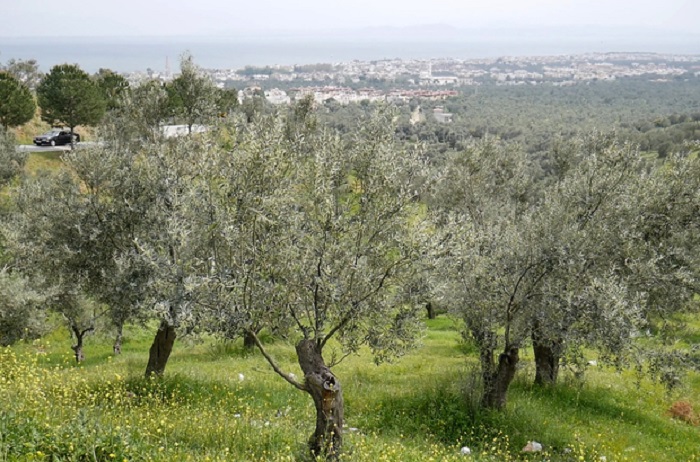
(296, 339, 343, 459)
(532, 325, 563, 386)
(145, 320, 176, 377)
(481, 346, 519, 410)
(113, 323, 124, 355)
(425, 302, 436, 320)
(243, 327, 262, 350)
(243, 331, 256, 349)
(70, 325, 94, 363)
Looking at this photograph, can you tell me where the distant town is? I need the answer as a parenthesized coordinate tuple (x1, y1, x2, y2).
(124, 52, 700, 106)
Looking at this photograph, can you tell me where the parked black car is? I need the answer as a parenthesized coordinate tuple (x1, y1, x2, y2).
(33, 130, 80, 146)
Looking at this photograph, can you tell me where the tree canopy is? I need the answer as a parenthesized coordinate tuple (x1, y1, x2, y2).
(432, 134, 700, 408)
(0, 128, 26, 186)
(94, 68, 129, 111)
(37, 64, 106, 132)
(0, 72, 36, 129)
(166, 53, 218, 133)
(3, 58, 43, 91)
(2, 67, 700, 459)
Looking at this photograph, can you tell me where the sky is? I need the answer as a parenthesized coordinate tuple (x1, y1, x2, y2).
(2, 0, 700, 37)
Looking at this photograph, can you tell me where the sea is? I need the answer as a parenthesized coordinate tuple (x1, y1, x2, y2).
(1, 34, 699, 74)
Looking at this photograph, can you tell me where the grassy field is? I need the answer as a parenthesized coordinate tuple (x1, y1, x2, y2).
(23, 150, 65, 175)
(1, 316, 698, 462)
(11, 110, 50, 146)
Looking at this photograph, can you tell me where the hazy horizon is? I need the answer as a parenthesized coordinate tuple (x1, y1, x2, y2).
(1, 27, 698, 74)
(1, 35, 698, 75)
(4, 0, 700, 38)
(3, 0, 699, 73)
(2, 23, 699, 38)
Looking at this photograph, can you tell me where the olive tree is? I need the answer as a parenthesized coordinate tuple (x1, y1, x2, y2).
(522, 137, 699, 386)
(0, 127, 26, 186)
(6, 105, 197, 363)
(614, 152, 700, 386)
(190, 115, 297, 350)
(434, 134, 700, 409)
(432, 136, 638, 407)
(102, 79, 171, 148)
(8, 170, 111, 361)
(432, 137, 537, 409)
(8, 137, 205, 364)
(133, 134, 215, 376)
(0, 127, 25, 263)
(196, 109, 431, 458)
(5, 130, 120, 361)
(4, 58, 43, 91)
(215, 87, 239, 118)
(0, 268, 46, 346)
(10, 78, 223, 369)
(58, 140, 165, 355)
(0, 129, 44, 346)
(278, 112, 428, 457)
(166, 53, 217, 133)
(524, 135, 646, 385)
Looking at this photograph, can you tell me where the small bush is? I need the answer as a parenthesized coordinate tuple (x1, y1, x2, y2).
(667, 400, 699, 426)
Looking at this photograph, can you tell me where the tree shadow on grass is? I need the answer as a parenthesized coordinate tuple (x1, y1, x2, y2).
(511, 378, 654, 425)
(363, 367, 685, 456)
(354, 369, 479, 443)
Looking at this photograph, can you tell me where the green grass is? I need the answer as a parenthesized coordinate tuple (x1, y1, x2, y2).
(1, 317, 698, 461)
(11, 109, 50, 146)
(24, 151, 65, 175)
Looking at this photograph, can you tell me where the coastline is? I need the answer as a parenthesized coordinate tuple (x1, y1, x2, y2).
(1, 35, 698, 74)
